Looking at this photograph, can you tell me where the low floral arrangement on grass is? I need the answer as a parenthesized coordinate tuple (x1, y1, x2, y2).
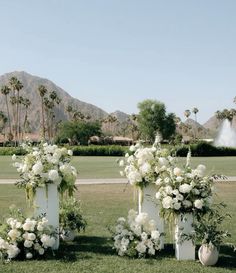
(59, 198, 87, 241)
(113, 209, 163, 257)
(0, 207, 56, 261)
(155, 151, 214, 218)
(119, 135, 175, 188)
(12, 142, 77, 201)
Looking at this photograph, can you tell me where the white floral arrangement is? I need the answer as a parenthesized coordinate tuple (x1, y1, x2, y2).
(113, 209, 162, 257)
(12, 143, 77, 201)
(119, 136, 175, 188)
(0, 208, 56, 261)
(155, 152, 214, 217)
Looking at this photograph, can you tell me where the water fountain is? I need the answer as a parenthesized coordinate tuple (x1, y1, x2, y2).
(214, 119, 236, 147)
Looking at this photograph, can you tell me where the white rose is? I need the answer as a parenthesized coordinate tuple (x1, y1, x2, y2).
(41, 234, 56, 248)
(135, 213, 149, 225)
(179, 184, 192, 194)
(140, 162, 151, 175)
(119, 160, 124, 167)
(67, 150, 73, 156)
(38, 248, 45, 255)
(165, 186, 172, 194)
(173, 167, 182, 176)
(48, 169, 59, 182)
(23, 222, 32, 231)
(32, 161, 43, 175)
(136, 242, 147, 254)
(162, 196, 173, 209)
(127, 171, 142, 185)
(28, 233, 36, 241)
(183, 200, 192, 208)
(176, 176, 184, 183)
(164, 177, 170, 184)
(155, 178, 162, 185)
(151, 230, 160, 240)
(141, 232, 148, 241)
(129, 145, 136, 152)
(12, 154, 16, 161)
(24, 240, 33, 248)
(26, 252, 33, 259)
(158, 157, 168, 166)
(7, 245, 20, 259)
(194, 199, 204, 209)
(173, 202, 181, 210)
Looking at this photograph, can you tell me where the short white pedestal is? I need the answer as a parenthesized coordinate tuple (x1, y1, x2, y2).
(175, 213, 195, 260)
(34, 184, 59, 250)
(138, 184, 164, 249)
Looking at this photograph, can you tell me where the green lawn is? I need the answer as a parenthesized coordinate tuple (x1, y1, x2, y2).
(0, 156, 236, 180)
(0, 182, 235, 273)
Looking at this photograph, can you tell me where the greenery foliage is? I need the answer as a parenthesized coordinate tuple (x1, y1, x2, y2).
(55, 121, 102, 145)
(137, 99, 176, 142)
(59, 198, 87, 232)
(71, 145, 128, 156)
(173, 142, 236, 157)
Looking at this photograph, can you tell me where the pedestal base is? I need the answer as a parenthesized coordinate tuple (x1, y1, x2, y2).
(34, 184, 59, 250)
(175, 213, 195, 260)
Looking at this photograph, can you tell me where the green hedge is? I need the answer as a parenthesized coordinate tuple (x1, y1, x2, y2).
(0, 145, 128, 156)
(0, 147, 27, 156)
(71, 145, 128, 156)
(173, 142, 236, 157)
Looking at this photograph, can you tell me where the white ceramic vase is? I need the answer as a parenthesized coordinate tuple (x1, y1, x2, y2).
(34, 183, 59, 250)
(198, 244, 219, 266)
(175, 213, 195, 260)
(138, 184, 164, 249)
(61, 229, 77, 242)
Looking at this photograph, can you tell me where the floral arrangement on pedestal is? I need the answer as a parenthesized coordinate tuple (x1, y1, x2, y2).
(119, 135, 175, 188)
(113, 209, 162, 257)
(12, 142, 77, 201)
(0, 207, 56, 261)
(155, 151, 214, 218)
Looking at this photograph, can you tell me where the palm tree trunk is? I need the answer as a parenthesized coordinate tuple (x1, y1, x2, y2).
(5, 95, 12, 137)
(41, 97, 45, 140)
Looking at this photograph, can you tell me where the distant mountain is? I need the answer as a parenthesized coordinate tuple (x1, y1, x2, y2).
(0, 71, 108, 131)
(178, 118, 211, 138)
(111, 110, 130, 123)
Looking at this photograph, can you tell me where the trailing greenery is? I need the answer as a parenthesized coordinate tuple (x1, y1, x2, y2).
(173, 142, 236, 157)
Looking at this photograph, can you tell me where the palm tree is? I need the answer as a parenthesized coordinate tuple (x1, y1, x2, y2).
(9, 77, 23, 143)
(22, 98, 31, 139)
(1, 85, 12, 138)
(192, 107, 199, 122)
(0, 111, 7, 140)
(38, 85, 48, 140)
(184, 109, 191, 119)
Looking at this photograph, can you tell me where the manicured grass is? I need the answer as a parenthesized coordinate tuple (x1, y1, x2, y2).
(0, 182, 235, 272)
(1, 156, 236, 180)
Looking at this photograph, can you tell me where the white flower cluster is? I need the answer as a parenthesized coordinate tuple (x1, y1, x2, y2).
(120, 141, 175, 187)
(156, 161, 214, 215)
(113, 210, 162, 257)
(0, 216, 56, 260)
(13, 143, 77, 197)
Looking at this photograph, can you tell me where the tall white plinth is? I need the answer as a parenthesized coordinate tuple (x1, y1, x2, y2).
(34, 184, 59, 250)
(175, 213, 195, 260)
(138, 184, 164, 249)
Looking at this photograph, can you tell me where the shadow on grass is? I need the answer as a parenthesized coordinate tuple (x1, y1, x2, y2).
(50, 238, 236, 269)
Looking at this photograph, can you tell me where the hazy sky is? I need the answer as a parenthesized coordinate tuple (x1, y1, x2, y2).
(0, 0, 236, 124)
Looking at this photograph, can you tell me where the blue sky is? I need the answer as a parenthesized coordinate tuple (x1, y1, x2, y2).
(0, 0, 236, 124)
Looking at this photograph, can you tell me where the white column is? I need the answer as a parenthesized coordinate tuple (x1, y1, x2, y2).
(175, 213, 195, 260)
(34, 183, 59, 250)
(139, 184, 164, 249)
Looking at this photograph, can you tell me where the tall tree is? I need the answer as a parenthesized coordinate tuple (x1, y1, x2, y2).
(22, 98, 31, 139)
(0, 85, 12, 139)
(38, 85, 48, 140)
(184, 109, 191, 119)
(9, 77, 23, 143)
(192, 107, 199, 139)
(137, 99, 176, 142)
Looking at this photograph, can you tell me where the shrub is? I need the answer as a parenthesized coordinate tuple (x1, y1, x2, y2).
(173, 142, 236, 157)
(71, 145, 128, 156)
(0, 147, 27, 156)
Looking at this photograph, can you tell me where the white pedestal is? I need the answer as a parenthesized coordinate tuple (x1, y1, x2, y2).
(34, 184, 59, 250)
(175, 213, 195, 260)
(138, 184, 164, 249)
